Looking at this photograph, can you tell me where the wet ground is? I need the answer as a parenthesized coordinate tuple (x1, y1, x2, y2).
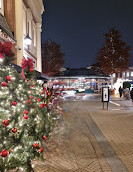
(34, 94, 133, 172)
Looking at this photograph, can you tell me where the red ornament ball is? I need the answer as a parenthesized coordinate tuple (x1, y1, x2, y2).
(29, 68, 34, 72)
(23, 110, 28, 115)
(12, 128, 17, 133)
(11, 101, 17, 106)
(43, 135, 47, 140)
(26, 99, 31, 104)
(37, 98, 41, 102)
(0, 150, 9, 157)
(33, 143, 39, 148)
(23, 115, 28, 120)
(30, 96, 33, 99)
(38, 148, 43, 153)
(3, 119, 9, 126)
(1, 82, 7, 87)
(30, 84, 34, 88)
(41, 91, 45, 94)
(40, 103, 46, 108)
(6, 76, 11, 82)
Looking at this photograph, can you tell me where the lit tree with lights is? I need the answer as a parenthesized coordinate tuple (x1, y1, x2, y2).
(0, 42, 58, 171)
(97, 28, 130, 78)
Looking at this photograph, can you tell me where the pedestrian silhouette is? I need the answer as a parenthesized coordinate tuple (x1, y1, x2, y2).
(130, 88, 133, 103)
(118, 86, 123, 99)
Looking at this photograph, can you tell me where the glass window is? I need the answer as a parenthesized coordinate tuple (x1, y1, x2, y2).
(131, 72, 133, 76)
(123, 72, 125, 77)
(127, 72, 129, 77)
(23, 10, 26, 34)
(32, 27, 36, 47)
(27, 20, 32, 38)
(113, 73, 115, 78)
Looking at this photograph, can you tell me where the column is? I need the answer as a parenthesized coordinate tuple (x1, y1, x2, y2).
(15, 0, 23, 66)
(111, 74, 114, 90)
(36, 23, 42, 72)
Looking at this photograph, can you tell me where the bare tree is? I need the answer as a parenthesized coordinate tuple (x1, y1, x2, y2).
(42, 41, 65, 76)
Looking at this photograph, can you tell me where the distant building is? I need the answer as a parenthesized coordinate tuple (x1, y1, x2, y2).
(112, 66, 133, 83)
(51, 68, 110, 92)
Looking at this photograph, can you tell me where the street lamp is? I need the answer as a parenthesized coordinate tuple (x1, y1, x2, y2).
(24, 22, 32, 49)
(24, 34, 32, 46)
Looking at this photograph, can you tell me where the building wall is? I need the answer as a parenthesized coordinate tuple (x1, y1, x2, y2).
(0, 0, 4, 15)
(3, 0, 44, 72)
(112, 67, 133, 84)
(3, 0, 17, 63)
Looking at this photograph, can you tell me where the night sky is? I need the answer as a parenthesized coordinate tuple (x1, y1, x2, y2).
(42, 0, 133, 68)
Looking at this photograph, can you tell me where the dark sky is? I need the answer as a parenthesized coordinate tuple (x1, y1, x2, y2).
(42, 0, 133, 68)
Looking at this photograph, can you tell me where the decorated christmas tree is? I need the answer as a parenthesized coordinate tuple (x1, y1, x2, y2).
(97, 28, 130, 75)
(0, 42, 58, 172)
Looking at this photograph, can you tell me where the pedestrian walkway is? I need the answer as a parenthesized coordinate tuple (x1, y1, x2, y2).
(34, 100, 133, 172)
(110, 94, 133, 110)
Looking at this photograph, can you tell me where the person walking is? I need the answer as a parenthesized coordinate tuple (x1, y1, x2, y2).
(130, 88, 133, 103)
(123, 87, 130, 99)
(118, 86, 123, 99)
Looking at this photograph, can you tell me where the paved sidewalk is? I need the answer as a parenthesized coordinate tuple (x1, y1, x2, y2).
(110, 94, 133, 110)
(35, 101, 113, 172)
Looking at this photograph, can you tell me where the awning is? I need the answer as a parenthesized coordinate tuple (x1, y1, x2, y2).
(0, 13, 16, 43)
(12, 63, 48, 80)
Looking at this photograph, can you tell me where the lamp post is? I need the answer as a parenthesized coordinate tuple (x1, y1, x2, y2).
(24, 22, 32, 50)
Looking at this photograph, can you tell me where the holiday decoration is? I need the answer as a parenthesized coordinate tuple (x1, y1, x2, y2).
(97, 28, 130, 76)
(11, 101, 17, 106)
(12, 128, 17, 133)
(23, 114, 28, 120)
(3, 119, 9, 126)
(21, 57, 35, 80)
(1, 82, 7, 87)
(6, 75, 12, 82)
(0, 150, 9, 157)
(0, 42, 60, 172)
(43, 135, 47, 140)
(0, 29, 15, 44)
(23, 110, 29, 115)
(37, 98, 41, 102)
(38, 148, 43, 153)
(40, 103, 46, 108)
(33, 143, 39, 148)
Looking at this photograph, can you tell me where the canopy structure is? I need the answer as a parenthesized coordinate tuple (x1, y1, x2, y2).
(0, 13, 16, 43)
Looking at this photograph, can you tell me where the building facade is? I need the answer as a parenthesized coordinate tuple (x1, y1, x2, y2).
(112, 67, 133, 83)
(50, 68, 110, 92)
(0, 0, 44, 72)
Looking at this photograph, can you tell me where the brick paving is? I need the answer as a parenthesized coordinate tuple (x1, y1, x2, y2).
(34, 98, 133, 172)
(34, 101, 113, 172)
(90, 109, 133, 172)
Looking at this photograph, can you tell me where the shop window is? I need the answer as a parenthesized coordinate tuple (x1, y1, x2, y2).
(126, 72, 129, 77)
(123, 72, 125, 77)
(113, 73, 115, 78)
(131, 72, 133, 76)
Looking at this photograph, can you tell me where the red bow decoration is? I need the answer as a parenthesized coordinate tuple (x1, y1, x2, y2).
(0, 41, 12, 57)
(21, 58, 34, 80)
